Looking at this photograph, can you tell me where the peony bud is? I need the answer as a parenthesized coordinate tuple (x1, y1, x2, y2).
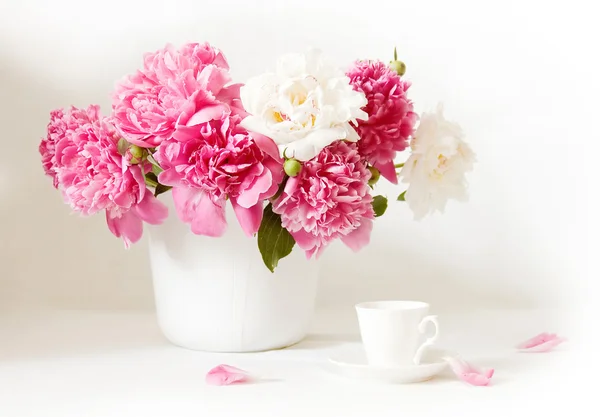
(389, 60, 406, 76)
(389, 47, 407, 76)
(117, 138, 129, 155)
(130, 145, 144, 159)
(126, 145, 146, 165)
(284, 158, 302, 177)
(368, 166, 380, 186)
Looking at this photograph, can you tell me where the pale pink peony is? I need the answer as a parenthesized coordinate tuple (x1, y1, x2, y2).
(154, 112, 283, 237)
(273, 141, 374, 258)
(41, 105, 168, 247)
(112, 42, 243, 148)
(346, 60, 418, 183)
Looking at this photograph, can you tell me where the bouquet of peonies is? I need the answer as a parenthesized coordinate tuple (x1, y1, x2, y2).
(39, 43, 474, 271)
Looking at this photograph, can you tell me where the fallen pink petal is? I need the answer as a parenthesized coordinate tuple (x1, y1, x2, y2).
(206, 364, 251, 386)
(517, 333, 567, 352)
(444, 356, 494, 386)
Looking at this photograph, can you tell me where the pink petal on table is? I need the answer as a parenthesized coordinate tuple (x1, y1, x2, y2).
(461, 373, 492, 386)
(517, 333, 566, 352)
(444, 356, 494, 386)
(516, 332, 554, 349)
(205, 364, 251, 386)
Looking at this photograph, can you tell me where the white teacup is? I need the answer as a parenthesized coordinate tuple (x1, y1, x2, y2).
(355, 301, 439, 367)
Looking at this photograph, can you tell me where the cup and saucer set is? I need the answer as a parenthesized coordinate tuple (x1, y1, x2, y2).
(324, 301, 452, 384)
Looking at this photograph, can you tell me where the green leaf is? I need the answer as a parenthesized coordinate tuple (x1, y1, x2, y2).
(372, 195, 388, 217)
(257, 203, 296, 273)
(394, 163, 405, 169)
(144, 171, 171, 196)
(145, 172, 159, 188)
(397, 191, 407, 201)
(154, 183, 172, 197)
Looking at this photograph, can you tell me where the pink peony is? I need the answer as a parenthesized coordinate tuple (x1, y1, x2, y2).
(154, 112, 283, 237)
(112, 42, 243, 148)
(40, 108, 87, 188)
(346, 60, 418, 183)
(40, 105, 168, 247)
(273, 141, 374, 258)
(39, 110, 60, 187)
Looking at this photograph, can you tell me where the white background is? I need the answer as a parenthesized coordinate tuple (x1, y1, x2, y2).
(0, 0, 596, 315)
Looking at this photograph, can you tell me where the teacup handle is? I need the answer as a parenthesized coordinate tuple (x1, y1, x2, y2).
(412, 315, 439, 365)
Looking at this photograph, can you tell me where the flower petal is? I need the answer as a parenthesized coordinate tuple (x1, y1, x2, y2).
(522, 338, 566, 352)
(240, 116, 272, 139)
(235, 168, 273, 208)
(340, 219, 373, 252)
(196, 65, 230, 95)
(186, 104, 227, 126)
(240, 73, 279, 116)
(172, 187, 227, 237)
(231, 199, 263, 237)
(133, 192, 169, 225)
(374, 160, 398, 184)
(290, 229, 318, 252)
(205, 364, 251, 386)
(461, 372, 492, 386)
(444, 356, 493, 386)
(250, 132, 282, 162)
(105, 209, 143, 248)
(342, 122, 361, 142)
(283, 127, 346, 162)
(516, 332, 557, 349)
(517, 333, 566, 353)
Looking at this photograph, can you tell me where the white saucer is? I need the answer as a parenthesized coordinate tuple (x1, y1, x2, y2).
(325, 347, 451, 384)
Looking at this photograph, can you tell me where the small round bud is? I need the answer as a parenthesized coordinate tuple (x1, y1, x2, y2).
(125, 145, 146, 165)
(130, 145, 145, 160)
(284, 158, 302, 177)
(368, 166, 381, 186)
(126, 153, 141, 164)
(117, 138, 129, 155)
(389, 60, 406, 76)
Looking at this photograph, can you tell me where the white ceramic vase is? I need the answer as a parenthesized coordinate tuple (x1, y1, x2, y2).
(147, 200, 319, 352)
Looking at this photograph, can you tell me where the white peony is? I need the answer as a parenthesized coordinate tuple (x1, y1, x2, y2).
(240, 49, 368, 161)
(399, 104, 475, 219)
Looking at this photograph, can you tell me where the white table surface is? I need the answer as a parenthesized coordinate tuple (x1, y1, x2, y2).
(0, 307, 588, 417)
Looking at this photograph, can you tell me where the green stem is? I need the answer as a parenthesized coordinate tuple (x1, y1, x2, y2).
(394, 163, 405, 169)
(270, 176, 289, 201)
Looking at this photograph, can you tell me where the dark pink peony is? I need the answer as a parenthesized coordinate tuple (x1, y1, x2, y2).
(346, 60, 418, 183)
(273, 141, 374, 259)
(40, 105, 168, 247)
(154, 112, 283, 237)
(112, 42, 243, 148)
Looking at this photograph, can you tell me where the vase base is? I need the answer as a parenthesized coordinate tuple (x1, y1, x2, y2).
(159, 329, 309, 353)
